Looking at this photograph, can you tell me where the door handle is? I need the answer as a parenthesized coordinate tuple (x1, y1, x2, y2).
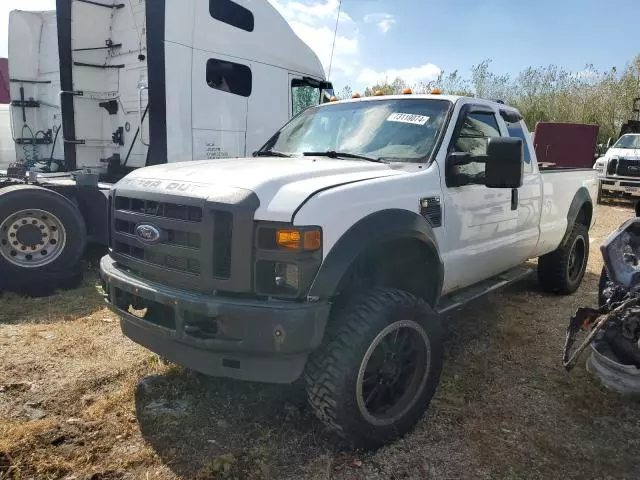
(511, 188, 518, 211)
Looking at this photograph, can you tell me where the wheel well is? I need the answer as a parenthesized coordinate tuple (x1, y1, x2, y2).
(334, 238, 441, 307)
(575, 202, 592, 227)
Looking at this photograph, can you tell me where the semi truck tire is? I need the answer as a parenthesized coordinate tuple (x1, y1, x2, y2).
(304, 287, 443, 449)
(537, 223, 589, 294)
(0, 185, 86, 295)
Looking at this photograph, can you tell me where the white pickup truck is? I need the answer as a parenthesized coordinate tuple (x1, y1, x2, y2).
(593, 133, 640, 201)
(100, 93, 598, 448)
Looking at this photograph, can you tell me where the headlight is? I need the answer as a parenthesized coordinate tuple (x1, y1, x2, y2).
(254, 224, 322, 298)
(274, 262, 299, 291)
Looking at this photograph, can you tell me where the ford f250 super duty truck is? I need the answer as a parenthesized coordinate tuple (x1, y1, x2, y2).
(100, 93, 598, 448)
(593, 133, 640, 202)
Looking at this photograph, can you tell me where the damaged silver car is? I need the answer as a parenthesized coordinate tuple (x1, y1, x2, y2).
(563, 204, 640, 393)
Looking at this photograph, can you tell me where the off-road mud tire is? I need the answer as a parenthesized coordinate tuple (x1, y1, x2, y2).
(538, 223, 589, 294)
(304, 287, 443, 449)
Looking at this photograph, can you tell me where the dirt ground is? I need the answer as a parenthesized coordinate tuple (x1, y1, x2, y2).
(1, 202, 639, 480)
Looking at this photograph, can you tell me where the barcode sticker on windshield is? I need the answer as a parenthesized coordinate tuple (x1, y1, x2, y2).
(386, 113, 429, 125)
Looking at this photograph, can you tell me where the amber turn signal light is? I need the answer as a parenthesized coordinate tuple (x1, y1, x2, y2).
(276, 229, 321, 251)
(303, 230, 322, 251)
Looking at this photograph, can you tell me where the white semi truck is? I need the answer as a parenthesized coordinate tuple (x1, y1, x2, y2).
(0, 0, 333, 292)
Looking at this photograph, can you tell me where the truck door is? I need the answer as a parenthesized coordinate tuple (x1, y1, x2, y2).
(191, 52, 249, 160)
(439, 104, 521, 292)
(244, 64, 289, 155)
(505, 118, 542, 261)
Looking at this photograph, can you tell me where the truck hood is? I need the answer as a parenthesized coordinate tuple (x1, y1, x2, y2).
(114, 157, 402, 221)
(606, 148, 640, 160)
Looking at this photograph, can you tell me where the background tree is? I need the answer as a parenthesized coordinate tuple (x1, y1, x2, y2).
(337, 54, 640, 144)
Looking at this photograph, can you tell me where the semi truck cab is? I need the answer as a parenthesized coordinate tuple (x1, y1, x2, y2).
(0, 0, 332, 293)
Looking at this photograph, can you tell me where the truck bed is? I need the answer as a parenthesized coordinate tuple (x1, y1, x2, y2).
(534, 167, 598, 258)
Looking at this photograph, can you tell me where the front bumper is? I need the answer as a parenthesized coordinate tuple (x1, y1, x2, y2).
(599, 178, 640, 196)
(100, 255, 330, 383)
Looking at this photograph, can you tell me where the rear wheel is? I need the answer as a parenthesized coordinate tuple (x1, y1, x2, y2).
(0, 185, 86, 295)
(538, 223, 589, 294)
(304, 288, 443, 449)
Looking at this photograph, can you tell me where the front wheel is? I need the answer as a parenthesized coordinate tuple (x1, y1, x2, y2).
(304, 288, 443, 449)
(537, 223, 589, 294)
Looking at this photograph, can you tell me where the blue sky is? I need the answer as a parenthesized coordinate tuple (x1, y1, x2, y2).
(270, 0, 640, 92)
(2, 0, 638, 93)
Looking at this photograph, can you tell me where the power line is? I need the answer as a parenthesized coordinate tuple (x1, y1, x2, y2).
(327, 0, 342, 79)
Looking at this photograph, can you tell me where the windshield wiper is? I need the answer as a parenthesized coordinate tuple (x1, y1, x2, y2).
(302, 151, 385, 163)
(253, 150, 292, 158)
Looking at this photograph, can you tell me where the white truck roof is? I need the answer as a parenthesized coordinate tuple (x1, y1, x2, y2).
(329, 94, 520, 112)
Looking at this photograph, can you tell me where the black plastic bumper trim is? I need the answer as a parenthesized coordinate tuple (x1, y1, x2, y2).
(100, 255, 330, 382)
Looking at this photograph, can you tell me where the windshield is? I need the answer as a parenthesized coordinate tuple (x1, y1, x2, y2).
(260, 98, 452, 163)
(613, 134, 640, 149)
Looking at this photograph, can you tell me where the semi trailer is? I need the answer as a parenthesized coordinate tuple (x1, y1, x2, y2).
(0, 0, 333, 293)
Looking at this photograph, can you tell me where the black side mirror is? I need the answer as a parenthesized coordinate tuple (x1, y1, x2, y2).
(484, 137, 523, 189)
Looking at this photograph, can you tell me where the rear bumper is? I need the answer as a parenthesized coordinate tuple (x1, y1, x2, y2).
(100, 255, 330, 383)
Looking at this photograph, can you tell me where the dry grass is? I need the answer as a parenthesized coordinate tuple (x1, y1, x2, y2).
(1, 202, 640, 479)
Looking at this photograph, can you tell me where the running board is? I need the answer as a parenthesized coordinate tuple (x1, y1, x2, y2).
(435, 265, 534, 315)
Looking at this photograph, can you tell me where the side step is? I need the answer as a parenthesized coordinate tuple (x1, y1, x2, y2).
(435, 265, 534, 315)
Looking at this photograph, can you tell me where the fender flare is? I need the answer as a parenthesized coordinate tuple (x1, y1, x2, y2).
(307, 209, 444, 305)
(560, 186, 593, 246)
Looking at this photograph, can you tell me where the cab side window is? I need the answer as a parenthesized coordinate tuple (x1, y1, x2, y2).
(206, 59, 252, 97)
(209, 0, 254, 32)
(448, 111, 501, 186)
(291, 80, 321, 116)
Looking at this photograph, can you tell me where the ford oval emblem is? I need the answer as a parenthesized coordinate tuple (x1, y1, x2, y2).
(135, 224, 162, 244)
